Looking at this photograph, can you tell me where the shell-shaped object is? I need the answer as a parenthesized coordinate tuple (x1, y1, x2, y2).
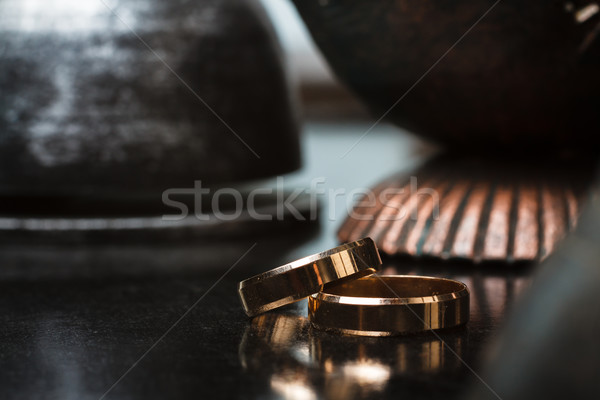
(338, 155, 595, 263)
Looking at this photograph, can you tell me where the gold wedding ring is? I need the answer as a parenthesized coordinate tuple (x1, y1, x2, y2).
(238, 238, 381, 317)
(309, 275, 469, 336)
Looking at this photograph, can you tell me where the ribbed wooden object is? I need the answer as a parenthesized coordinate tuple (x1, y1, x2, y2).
(338, 156, 594, 263)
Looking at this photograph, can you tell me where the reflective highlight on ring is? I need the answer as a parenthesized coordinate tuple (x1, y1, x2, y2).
(309, 275, 469, 336)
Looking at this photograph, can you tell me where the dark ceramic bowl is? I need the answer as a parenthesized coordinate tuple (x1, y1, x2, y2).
(0, 0, 300, 198)
(292, 0, 600, 154)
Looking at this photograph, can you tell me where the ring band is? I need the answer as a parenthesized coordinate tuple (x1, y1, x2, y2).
(309, 275, 469, 336)
(238, 238, 381, 317)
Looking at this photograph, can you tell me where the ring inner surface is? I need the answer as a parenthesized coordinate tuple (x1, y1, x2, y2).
(323, 276, 464, 298)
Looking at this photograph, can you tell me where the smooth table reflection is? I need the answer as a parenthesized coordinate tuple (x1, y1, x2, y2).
(0, 124, 551, 399)
(238, 259, 531, 400)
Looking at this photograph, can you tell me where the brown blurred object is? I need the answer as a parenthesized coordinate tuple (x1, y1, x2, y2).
(338, 155, 596, 263)
(292, 0, 600, 155)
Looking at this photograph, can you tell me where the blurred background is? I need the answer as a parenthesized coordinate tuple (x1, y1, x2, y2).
(261, 0, 369, 120)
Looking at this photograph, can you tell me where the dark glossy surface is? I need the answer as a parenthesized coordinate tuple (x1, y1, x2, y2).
(0, 253, 532, 400)
(0, 125, 567, 399)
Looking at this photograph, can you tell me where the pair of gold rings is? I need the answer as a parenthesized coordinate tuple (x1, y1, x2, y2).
(238, 238, 469, 336)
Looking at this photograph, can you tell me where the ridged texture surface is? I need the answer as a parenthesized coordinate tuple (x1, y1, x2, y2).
(338, 156, 595, 263)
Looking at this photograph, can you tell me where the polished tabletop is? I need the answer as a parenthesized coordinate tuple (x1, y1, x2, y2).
(0, 123, 582, 400)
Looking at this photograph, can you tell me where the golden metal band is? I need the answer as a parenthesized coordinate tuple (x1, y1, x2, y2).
(309, 275, 469, 336)
(238, 238, 381, 317)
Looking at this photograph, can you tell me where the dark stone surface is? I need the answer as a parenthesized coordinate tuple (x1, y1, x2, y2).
(0, 0, 300, 197)
(0, 127, 596, 400)
(0, 244, 534, 400)
(292, 0, 600, 154)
